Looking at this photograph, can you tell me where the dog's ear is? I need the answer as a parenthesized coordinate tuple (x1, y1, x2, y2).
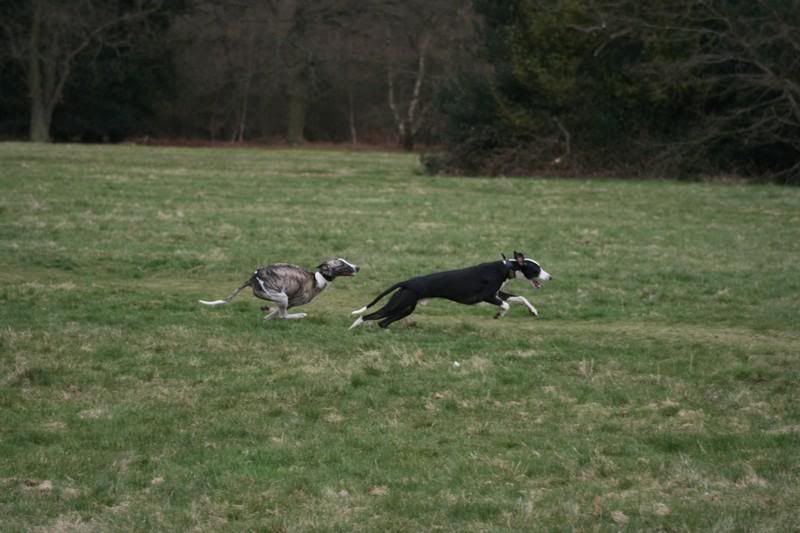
(513, 251, 525, 265)
(501, 253, 508, 261)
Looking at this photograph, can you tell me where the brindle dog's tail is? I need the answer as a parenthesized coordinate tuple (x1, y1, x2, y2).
(198, 273, 256, 306)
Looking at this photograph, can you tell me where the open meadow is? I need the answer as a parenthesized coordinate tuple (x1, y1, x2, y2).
(1, 143, 799, 531)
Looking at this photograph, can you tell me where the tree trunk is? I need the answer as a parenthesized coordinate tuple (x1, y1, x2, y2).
(28, 0, 51, 142)
(386, 58, 406, 149)
(386, 30, 429, 152)
(233, 29, 255, 143)
(29, 97, 52, 143)
(401, 128, 414, 151)
(286, 64, 308, 145)
(348, 86, 357, 145)
(233, 72, 251, 143)
(287, 93, 307, 145)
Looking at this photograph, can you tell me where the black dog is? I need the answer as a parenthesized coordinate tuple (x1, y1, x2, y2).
(349, 251, 551, 329)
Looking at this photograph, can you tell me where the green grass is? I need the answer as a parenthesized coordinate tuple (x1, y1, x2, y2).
(1, 142, 799, 531)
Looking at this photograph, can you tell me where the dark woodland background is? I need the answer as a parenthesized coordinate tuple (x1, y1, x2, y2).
(1, 0, 798, 183)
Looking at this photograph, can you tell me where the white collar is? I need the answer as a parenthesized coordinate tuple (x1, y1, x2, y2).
(314, 271, 329, 289)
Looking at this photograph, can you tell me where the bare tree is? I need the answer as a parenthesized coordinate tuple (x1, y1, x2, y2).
(175, 0, 368, 144)
(381, 1, 476, 150)
(386, 25, 430, 151)
(255, 0, 370, 144)
(660, 0, 800, 179)
(584, 0, 800, 179)
(1, 0, 164, 142)
(164, 0, 477, 146)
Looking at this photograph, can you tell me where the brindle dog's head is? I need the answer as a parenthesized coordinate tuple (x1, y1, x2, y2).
(317, 258, 359, 281)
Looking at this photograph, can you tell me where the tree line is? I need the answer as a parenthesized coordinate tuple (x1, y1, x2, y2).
(1, 0, 797, 183)
(0, 0, 474, 149)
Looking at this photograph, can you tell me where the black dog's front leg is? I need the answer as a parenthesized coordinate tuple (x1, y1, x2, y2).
(498, 291, 538, 316)
(484, 294, 511, 319)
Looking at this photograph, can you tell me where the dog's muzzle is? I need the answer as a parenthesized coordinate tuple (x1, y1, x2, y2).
(531, 270, 551, 289)
(340, 265, 359, 276)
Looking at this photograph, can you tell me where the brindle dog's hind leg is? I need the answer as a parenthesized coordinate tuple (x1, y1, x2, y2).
(254, 287, 291, 321)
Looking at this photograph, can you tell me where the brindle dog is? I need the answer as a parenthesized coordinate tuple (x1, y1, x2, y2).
(199, 258, 358, 320)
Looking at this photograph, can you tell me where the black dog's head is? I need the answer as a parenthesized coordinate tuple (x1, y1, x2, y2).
(505, 250, 552, 289)
(317, 258, 359, 281)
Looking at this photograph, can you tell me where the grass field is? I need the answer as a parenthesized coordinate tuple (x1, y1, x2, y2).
(1, 142, 799, 531)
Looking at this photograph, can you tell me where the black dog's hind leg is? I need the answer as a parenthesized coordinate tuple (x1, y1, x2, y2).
(498, 290, 538, 316)
(363, 289, 419, 326)
(378, 303, 417, 328)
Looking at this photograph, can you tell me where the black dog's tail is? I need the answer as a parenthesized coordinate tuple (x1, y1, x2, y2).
(198, 273, 256, 307)
(351, 282, 405, 315)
